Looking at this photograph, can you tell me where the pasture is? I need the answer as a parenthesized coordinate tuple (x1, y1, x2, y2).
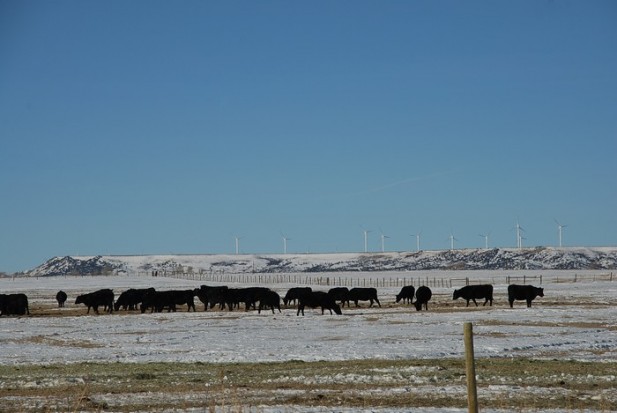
(0, 270, 615, 412)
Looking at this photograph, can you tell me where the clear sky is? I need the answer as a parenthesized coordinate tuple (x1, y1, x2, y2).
(1, 1, 616, 273)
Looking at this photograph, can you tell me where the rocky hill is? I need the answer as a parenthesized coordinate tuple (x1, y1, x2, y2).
(26, 247, 617, 277)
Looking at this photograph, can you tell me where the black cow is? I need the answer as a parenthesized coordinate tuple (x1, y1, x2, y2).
(453, 284, 494, 307)
(508, 284, 544, 308)
(348, 287, 381, 307)
(297, 291, 342, 316)
(75, 289, 114, 314)
(175, 289, 197, 312)
(222, 287, 271, 311)
(395, 285, 415, 304)
(0, 293, 30, 316)
(166, 289, 197, 312)
(240, 287, 271, 311)
(327, 287, 350, 308)
(114, 288, 156, 311)
(257, 290, 282, 314)
(218, 288, 243, 311)
(141, 290, 175, 313)
(283, 287, 312, 306)
(414, 286, 432, 311)
(194, 285, 229, 311)
(56, 290, 68, 308)
(140, 290, 196, 313)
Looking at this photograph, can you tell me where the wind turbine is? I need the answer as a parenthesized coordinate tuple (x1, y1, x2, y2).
(361, 227, 372, 253)
(281, 233, 291, 254)
(234, 235, 243, 255)
(555, 219, 567, 248)
(449, 232, 458, 251)
(479, 233, 490, 249)
(514, 219, 525, 249)
(379, 228, 390, 253)
(410, 231, 422, 252)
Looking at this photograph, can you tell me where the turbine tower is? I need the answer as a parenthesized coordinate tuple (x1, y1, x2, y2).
(362, 228, 372, 253)
(411, 231, 422, 252)
(281, 233, 291, 254)
(234, 236, 243, 255)
(519, 235, 527, 248)
(514, 220, 525, 249)
(555, 219, 567, 247)
(479, 233, 490, 249)
(380, 228, 390, 253)
(449, 232, 458, 251)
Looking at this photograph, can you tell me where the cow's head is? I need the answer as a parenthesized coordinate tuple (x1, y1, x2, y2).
(536, 287, 544, 297)
(332, 303, 342, 315)
(452, 289, 461, 300)
(74, 296, 83, 305)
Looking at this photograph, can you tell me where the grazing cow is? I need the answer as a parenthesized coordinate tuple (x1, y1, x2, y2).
(395, 285, 415, 304)
(56, 290, 68, 308)
(283, 287, 312, 306)
(239, 287, 271, 311)
(297, 291, 342, 316)
(194, 285, 229, 311)
(114, 288, 156, 311)
(452, 284, 494, 307)
(0, 293, 30, 316)
(257, 290, 282, 314)
(174, 289, 197, 312)
(218, 288, 243, 311)
(348, 287, 381, 308)
(327, 287, 350, 308)
(221, 287, 271, 311)
(140, 290, 196, 313)
(141, 290, 175, 313)
(75, 289, 114, 314)
(414, 286, 432, 311)
(508, 284, 544, 308)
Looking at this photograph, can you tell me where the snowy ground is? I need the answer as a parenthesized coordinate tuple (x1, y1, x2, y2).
(1, 270, 615, 365)
(1, 270, 616, 412)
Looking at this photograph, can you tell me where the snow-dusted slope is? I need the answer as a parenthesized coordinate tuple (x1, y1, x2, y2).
(27, 247, 617, 277)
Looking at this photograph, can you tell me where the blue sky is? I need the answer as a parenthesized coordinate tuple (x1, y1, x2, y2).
(1, 1, 616, 272)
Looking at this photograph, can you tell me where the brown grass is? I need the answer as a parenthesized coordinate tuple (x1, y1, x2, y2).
(0, 358, 615, 412)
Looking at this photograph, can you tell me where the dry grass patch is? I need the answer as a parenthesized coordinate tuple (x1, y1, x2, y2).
(0, 358, 615, 412)
(15, 335, 105, 349)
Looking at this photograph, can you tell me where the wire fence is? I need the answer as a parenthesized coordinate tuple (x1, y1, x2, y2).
(123, 271, 614, 288)
(28, 270, 613, 288)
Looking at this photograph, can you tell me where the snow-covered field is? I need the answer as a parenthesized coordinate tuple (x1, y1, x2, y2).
(1, 270, 615, 366)
(1, 270, 616, 413)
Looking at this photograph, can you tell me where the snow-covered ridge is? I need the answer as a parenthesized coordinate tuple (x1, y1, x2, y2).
(26, 247, 617, 277)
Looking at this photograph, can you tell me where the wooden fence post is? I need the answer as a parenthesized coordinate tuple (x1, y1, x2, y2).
(464, 322, 479, 413)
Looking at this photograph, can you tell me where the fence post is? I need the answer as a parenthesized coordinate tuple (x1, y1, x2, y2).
(464, 322, 479, 413)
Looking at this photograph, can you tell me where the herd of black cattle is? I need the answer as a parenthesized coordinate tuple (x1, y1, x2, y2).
(0, 284, 545, 317)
